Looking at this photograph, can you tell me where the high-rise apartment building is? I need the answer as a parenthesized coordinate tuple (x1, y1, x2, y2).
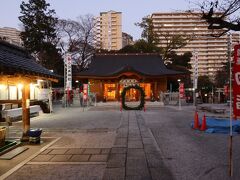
(0, 27, 22, 46)
(151, 12, 240, 77)
(122, 32, 133, 48)
(95, 11, 122, 51)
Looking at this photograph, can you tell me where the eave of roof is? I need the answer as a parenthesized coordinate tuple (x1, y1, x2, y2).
(0, 40, 60, 80)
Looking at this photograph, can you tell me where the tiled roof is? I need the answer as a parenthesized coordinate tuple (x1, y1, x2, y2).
(74, 53, 184, 77)
(0, 40, 57, 78)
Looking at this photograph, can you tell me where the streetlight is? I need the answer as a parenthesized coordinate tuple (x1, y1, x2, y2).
(178, 79, 181, 110)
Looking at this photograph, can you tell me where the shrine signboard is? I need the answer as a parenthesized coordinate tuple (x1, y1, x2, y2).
(233, 44, 240, 118)
(179, 83, 185, 99)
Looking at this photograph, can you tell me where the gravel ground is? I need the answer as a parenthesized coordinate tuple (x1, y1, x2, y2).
(6, 164, 105, 180)
(142, 106, 240, 180)
(4, 103, 239, 180)
(18, 105, 122, 131)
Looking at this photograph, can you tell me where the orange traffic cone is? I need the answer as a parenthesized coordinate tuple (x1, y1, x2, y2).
(193, 111, 199, 129)
(200, 114, 207, 131)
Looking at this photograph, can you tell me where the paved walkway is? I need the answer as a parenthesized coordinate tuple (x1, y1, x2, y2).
(1, 110, 172, 180)
(1, 103, 231, 179)
(103, 111, 172, 180)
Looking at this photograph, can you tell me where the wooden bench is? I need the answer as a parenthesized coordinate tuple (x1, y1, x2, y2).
(2, 105, 42, 125)
(197, 105, 226, 114)
(210, 107, 226, 114)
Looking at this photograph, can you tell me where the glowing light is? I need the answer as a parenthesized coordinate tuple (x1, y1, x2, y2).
(37, 79, 43, 85)
(0, 84, 7, 90)
(17, 83, 23, 90)
(30, 83, 35, 90)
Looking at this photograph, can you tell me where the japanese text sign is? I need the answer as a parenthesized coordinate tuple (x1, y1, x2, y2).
(233, 44, 240, 117)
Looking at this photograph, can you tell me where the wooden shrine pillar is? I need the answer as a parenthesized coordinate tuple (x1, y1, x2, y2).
(116, 82, 119, 101)
(154, 82, 158, 100)
(100, 81, 104, 101)
(21, 83, 30, 142)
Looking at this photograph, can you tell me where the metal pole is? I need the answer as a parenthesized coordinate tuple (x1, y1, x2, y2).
(193, 88, 196, 106)
(178, 80, 181, 110)
(95, 94, 97, 106)
(228, 33, 233, 177)
(212, 86, 214, 104)
(64, 54, 66, 108)
(170, 83, 172, 101)
(193, 50, 198, 108)
(179, 90, 181, 110)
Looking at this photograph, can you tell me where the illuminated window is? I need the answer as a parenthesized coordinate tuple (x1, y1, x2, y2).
(104, 83, 116, 100)
(139, 83, 151, 99)
(30, 83, 35, 100)
(0, 85, 8, 100)
(119, 83, 151, 100)
(18, 87, 22, 100)
(9, 86, 17, 100)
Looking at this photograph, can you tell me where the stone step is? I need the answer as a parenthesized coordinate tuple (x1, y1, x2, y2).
(0, 146, 28, 160)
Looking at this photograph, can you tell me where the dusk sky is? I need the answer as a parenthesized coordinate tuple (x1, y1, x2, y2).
(0, 0, 195, 40)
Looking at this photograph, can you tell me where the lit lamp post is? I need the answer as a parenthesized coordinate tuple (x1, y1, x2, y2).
(178, 79, 181, 110)
(75, 80, 79, 90)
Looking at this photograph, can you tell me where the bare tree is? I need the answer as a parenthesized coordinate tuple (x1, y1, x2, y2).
(56, 14, 97, 71)
(198, 0, 240, 36)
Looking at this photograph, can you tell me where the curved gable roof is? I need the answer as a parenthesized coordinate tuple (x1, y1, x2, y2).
(0, 40, 58, 79)
(74, 54, 183, 77)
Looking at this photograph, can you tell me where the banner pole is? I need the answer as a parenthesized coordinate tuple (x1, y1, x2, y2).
(228, 33, 233, 177)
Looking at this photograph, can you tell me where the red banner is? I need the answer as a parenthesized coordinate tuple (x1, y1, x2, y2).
(83, 84, 88, 100)
(224, 85, 229, 96)
(179, 83, 184, 98)
(233, 44, 240, 118)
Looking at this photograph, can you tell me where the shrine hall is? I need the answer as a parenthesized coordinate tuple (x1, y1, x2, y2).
(73, 53, 186, 101)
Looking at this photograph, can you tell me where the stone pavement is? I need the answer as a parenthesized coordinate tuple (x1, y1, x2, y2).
(103, 111, 172, 180)
(1, 109, 173, 180)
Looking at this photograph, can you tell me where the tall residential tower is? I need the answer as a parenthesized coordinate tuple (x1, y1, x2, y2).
(96, 11, 122, 51)
(151, 12, 240, 77)
(0, 27, 22, 46)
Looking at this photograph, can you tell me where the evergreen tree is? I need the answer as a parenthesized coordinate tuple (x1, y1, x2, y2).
(19, 0, 60, 71)
(135, 16, 190, 62)
(214, 61, 230, 88)
(118, 39, 161, 53)
(135, 16, 158, 44)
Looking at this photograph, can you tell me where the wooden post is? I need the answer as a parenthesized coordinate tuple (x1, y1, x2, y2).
(101, 81, 105, 101)
(116, 82, 119, 101)
(21, 83, 30, 142)
(154, 82, 157, 100)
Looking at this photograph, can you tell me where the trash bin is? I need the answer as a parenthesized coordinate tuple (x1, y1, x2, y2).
(27, 128, 42, 144)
